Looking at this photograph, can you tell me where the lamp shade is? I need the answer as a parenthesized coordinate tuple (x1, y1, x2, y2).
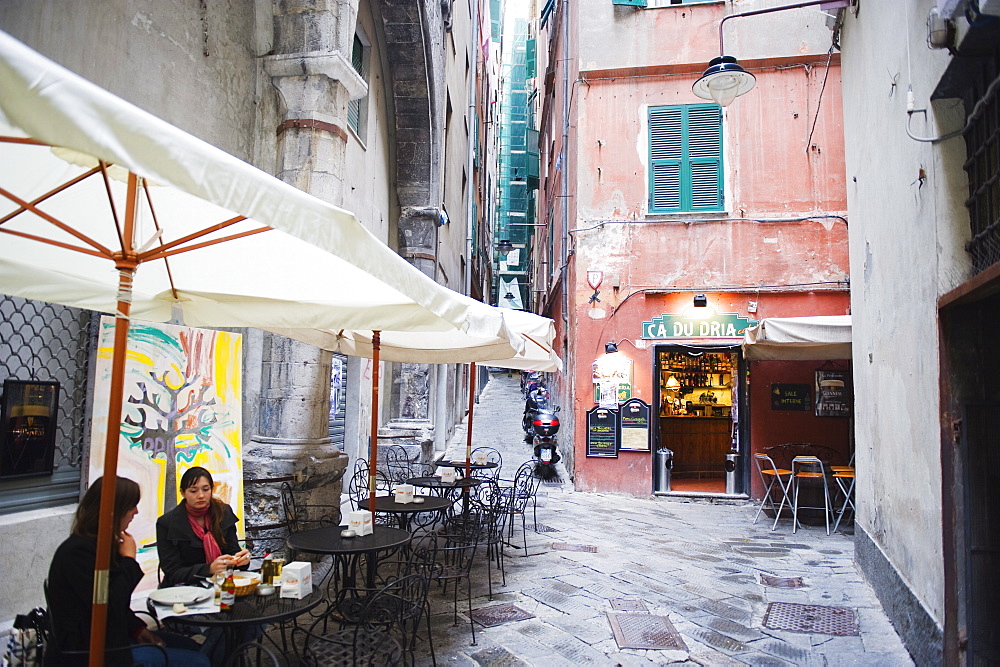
(497, 239, 513, 256)
(605, 342, 619, 354)
(692, 56, 756, 107)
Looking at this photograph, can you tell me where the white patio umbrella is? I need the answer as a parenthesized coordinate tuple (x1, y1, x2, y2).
(0, 30, 509, 661)
(742, 315, 852, 361)
(269, 307, 561, 484)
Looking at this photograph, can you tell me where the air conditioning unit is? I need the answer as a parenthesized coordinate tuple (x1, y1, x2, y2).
(979, 0, 1000, 16)
(937, 0, 968, 19)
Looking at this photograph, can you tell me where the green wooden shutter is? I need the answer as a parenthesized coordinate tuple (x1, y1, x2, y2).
(649, 104, 722, 213)
(347, 36, 364, 133)
(613, 0, 647, 6)
(526, 38, 536, 78)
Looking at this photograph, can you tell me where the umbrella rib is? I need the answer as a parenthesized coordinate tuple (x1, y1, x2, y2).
(0, 135, 46, 146)
(0, 185, 115, 257)
(140, 180, 178, 300)
(138, 221, 270, 262)
(0, 165, 104, 226)
(0, 227, 106, 257)
(523, 334, 552, 353)
(99, 162, 124, 250)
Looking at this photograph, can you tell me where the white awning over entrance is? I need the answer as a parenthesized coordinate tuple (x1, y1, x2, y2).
(742, 315, 852, 361)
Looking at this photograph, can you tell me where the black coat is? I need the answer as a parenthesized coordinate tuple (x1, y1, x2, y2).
(45, 533, 146, 666)
(155, 502, 241, 587)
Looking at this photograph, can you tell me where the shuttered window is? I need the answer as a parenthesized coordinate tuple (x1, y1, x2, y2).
(347, 35, 368, 138)
(649, 104, 723, 213)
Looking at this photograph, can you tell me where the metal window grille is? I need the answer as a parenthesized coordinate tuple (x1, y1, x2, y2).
(0, 296, 93, 514)
(964, 66, 1000, 274)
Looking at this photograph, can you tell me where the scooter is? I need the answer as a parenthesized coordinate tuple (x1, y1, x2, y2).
(522, 385, 550, 440)
(531, 405, 561, 481)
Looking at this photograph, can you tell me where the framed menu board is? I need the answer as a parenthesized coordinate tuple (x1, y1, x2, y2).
(586, 406, 619, 458)
(618, 398, 650, 452)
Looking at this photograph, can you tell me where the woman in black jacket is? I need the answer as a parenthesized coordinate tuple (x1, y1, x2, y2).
(156, 467, 250, 587)
(47, 476, 208, 666)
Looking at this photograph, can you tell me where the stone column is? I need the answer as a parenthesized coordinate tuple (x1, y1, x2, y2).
(244, 0, 366, 529)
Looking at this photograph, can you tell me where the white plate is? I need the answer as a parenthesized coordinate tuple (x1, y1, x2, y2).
(149, 586, 213, 606)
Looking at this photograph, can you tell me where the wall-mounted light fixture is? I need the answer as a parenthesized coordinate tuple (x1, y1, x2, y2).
(605, 341, 619, 354)
(693, 293, 708, 309)
(692, 0, 849, 106)
(497, 239, 513, 257)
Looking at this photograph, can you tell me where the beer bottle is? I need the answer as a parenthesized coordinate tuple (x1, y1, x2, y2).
(220, 566, 236, 611)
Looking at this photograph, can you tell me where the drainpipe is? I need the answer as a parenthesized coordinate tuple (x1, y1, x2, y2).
(560, 0, 570, 356)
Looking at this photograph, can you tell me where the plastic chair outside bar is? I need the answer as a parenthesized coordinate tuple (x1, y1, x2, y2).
(753, 453, 795, 531)
(791, 455, 833, 536)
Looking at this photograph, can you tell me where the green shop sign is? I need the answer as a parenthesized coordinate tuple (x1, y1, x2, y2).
(642, 312, 757, 339)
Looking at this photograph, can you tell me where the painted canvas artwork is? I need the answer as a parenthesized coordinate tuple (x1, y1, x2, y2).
(89, 317, 243, 589)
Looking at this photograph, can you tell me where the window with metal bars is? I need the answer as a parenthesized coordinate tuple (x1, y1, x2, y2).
(964, 70, 1000, 274)
(648, 103, 723, 214)
(347, 33, 369, 140)
(0, 296, 93, 514)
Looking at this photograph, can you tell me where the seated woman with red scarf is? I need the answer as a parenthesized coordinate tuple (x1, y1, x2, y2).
(155, 466, 251, 587)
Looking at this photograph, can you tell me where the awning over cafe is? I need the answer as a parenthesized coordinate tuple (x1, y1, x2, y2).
(742, 315, 852, 361)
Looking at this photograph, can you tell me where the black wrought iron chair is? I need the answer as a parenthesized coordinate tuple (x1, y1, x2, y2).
(469, 446, 503, 481)
(279, 481, 340, 533)
(381, 444, 417, 487)
(497, 460, 541, 553)
(293, 573, 431, 666)
(224, 640, 284, 667)
(420, 515, 481, 645)
(465, 480, 510, 598)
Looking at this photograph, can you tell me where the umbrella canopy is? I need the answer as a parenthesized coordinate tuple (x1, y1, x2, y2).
(266, 307, 556, 365)
(742, 315, 852, 361)
(0, 30, 504, 336)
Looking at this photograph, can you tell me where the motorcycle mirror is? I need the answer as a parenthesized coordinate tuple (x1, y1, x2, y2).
(555, 406, 561, 412)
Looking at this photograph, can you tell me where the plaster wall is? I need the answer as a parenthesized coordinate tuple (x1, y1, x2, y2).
(580, 0, 838, 72)
(839, 0, 972, 631)
(0, 0, 276, 167)
(0, 506, 74, 632)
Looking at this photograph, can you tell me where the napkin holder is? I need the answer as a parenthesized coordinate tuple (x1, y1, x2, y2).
(279, 561, 312, 599)
(438, 467, 457, 483)
(472, 451, 488, 465)
(346, 509, 374, 536)
(394, 483, 415, 504)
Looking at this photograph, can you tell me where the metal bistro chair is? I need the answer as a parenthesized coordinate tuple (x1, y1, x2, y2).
(832, 467, 856, 533)
(791, 455, 834, 536)
(294, 573, 430, 667)
(498, 461, 541, 553)
(469, 447, 503, 481)
(753, 453, 795, 531)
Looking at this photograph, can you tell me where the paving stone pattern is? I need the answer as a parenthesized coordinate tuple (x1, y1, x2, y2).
(351, 373, 913, 665)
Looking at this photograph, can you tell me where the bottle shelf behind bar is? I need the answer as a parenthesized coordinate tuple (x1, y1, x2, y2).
(659, 350, 737, 417)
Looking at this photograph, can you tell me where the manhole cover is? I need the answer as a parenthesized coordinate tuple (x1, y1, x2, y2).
(534, 523, 558, 533)
(610, 599, 648, 612)
(470, 603, 536, 627)
(760, 574, 804, 588)
(551, 542, 598, 552)
(763, 602, 859, 636)
(608, 612, 687, 650)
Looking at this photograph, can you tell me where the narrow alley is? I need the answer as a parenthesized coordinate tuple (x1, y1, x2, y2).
(419, 371, 912, 666)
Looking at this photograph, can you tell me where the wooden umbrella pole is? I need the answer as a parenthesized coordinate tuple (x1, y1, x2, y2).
(89, 175, 139, 665)
(466, 362, 475, 479)
(368, 331, 380, 515)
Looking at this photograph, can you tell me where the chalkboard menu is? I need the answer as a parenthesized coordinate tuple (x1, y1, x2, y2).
(586, 407, 619, 458)
(618, 398, 650, 452)
(771, 384, 811, 411)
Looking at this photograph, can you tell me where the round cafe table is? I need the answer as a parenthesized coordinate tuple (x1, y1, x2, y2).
(436, 460, 500, 478)
(155, 585, 323, 660)
(373, 495, 452, 531)
(407, 475, 484, 516)
(286, 525, 411, 591)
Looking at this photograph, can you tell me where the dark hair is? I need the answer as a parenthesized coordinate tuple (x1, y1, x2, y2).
(180, 466, 228, 549)
(72, 476, 141, 545)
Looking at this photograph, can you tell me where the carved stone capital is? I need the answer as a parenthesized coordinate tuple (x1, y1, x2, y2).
(265, 51, 368, 101)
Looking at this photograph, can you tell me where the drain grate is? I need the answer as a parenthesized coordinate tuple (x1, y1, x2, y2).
(610, 599, 648, 612)
(763, 602, 859, 636)
(608, 612, 687, 650)
(760, 574, 804, 588)
(551, 542, 598, 552)
(470, 603, 536, 627)
(533, 523, 558, 533)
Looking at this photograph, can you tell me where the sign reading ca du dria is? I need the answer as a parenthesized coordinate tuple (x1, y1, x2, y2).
(641, 312, 757, 339)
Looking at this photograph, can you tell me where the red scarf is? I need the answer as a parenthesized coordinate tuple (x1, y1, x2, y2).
(185, 503, 223, 564)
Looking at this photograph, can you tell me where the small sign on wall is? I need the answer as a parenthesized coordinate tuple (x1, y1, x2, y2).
(815, 370, 852, 417)
(586, 406, 619, 458)
(771, 384, 811, 411)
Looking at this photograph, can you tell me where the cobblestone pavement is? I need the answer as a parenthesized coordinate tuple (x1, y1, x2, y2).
(418, 371, 913, 666)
